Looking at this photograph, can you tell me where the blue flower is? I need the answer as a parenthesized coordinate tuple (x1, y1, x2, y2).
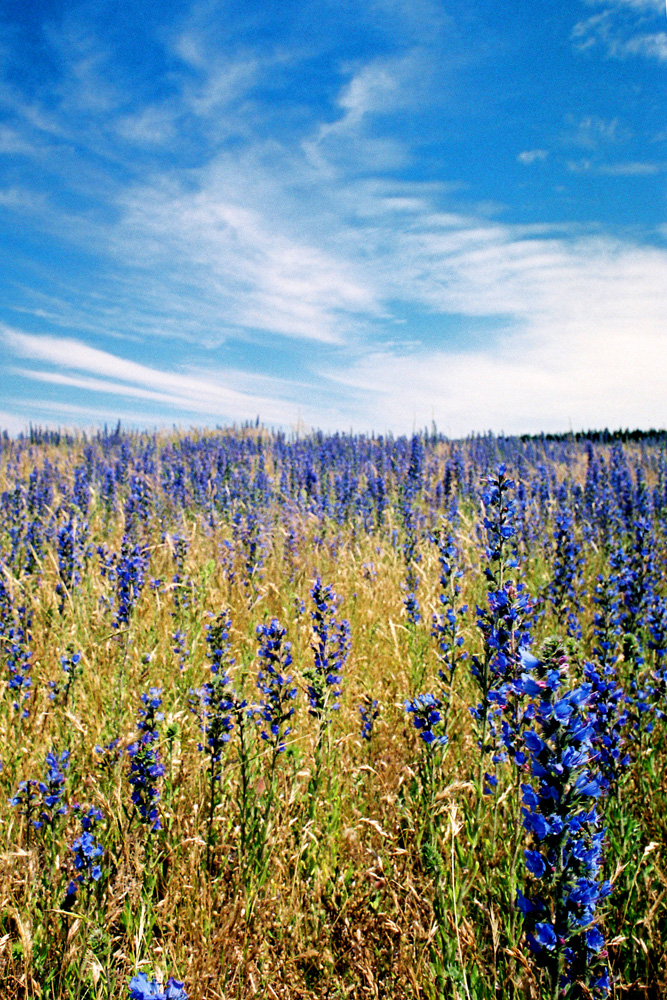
(518, 664, 611, 995)
(128, 973, 164, 999)
(359, 696, 380, 741)
(163, 979, 188, 1000)
(586, 926, 606, 953)
(532, 922, 557, 951)
(255, 619, 297, 754)
(127, 967, 187, 998)
(306, 578, 350, 723)
(404, 693, 448, 748)
(524, 850, 547, 879)
(127, 692, 165, 832)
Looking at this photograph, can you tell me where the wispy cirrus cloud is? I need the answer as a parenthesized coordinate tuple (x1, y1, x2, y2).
(5, 192, 667, 436)
(2, 326, 331, 427)
(563, 114, 626, 149)
(567, 158, 666, 174)
(581, 0, 664, 11)
(573, 0, 667, 60)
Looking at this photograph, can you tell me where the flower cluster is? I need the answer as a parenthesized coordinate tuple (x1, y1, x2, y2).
(1, 567, 33, 717)
(39, 749, 70, 828)
(430, 529, 467, 695)
(10, 749, 70, 838)
(49, 649, 82, 706)
(67, 805, 104, 900)
(546, 488, 584, 639)
(234, 508, 265, 602)
(255, 619, 297, 754)
(306, 578, 350, 724)
(518, 668, 611, 997)
(170, 533, 190, 612)
(114, 533, 149, 629)
(398, 435, 425, 624)
(55, 514, 87, 613)
(404, 693, 448, 748)
(190, 667, 234, 782)
(128, 971, 187, 1000)
(127, 690, 165, 832)
(583, 660, 630, 794)
(9, 778, 40, 831)
(205, 610, 234, 677)
(480, 463, 518, 577)
(471, 466, 534, 790)
(359, 696, 380, 741)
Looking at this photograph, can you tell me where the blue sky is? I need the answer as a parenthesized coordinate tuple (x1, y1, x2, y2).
(1, 0, 666, 436)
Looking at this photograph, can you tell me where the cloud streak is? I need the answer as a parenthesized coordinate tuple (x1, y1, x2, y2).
(3, 327, 329, 427)
(573, 0, 667, 60)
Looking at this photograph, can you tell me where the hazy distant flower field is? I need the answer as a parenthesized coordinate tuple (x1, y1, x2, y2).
(1, 425, 666, 999)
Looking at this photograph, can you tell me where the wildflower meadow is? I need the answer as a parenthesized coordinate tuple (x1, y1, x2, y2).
(1, 424, 666, 999)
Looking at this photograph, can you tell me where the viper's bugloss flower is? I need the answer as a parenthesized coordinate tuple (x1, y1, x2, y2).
(402, 588, 421, 625)
(306, 577, 350, 722)
(430, 529, 467, 693)
(50, 649, 83, 705)
(399, 436, 424, 625)
(234, 508, 265, 600)
(518, 659, 611, 997)
(1, 564, 34, 717)
(73, 803, 104, 831)
(95, 737, 121, 775)
(68, 829, 104, 896)
(114, 533, 148, 629)
(583, 661, 630, 793)
(55, 513, 87, 613)
(404, 693, 448, 748)
(128, 972, 162, 999)
(470, 466, 535, 782)
(39, 749, 70, 827)
(128, 972, 188, 1000)
(359, 696, 380, 741)
(205, 610, 234, 677)
(128, 690, 164, 831)
(189, 673, 234, 778)
(163, 980, 188, 1000)
(127, 741, 165, 831)
(546, 487, 584, 639)
(170, 533, 190, 612)
(481, 464, 518, 577)
(171, 629, 189, 671)
(9, 778, 41, 829)
(138, 687, 163, 742)
(256, 619, 297, 753)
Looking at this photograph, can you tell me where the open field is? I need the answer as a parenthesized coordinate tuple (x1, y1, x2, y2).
(1, 426, 666, 999)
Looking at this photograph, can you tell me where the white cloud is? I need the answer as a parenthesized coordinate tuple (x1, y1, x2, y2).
(314, 210, 667, 433)
(573, 1, 667, 61)
(302, 51, 435, 175)
(0, 409, 30, 436)
(114, 106, 178, 146)
(564, 115, 624, 149)
(0, 123, 41, 156)
(567, 158, 664, 174)
(2, 326, 332, 428)
(517, 149, 548, 165)
(0, 187, 46, 211)
(326, 321, 667, 435)
(618, 31, 667, 58)
(582, 0, 664, 11)
(598, 160, 665, 174)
